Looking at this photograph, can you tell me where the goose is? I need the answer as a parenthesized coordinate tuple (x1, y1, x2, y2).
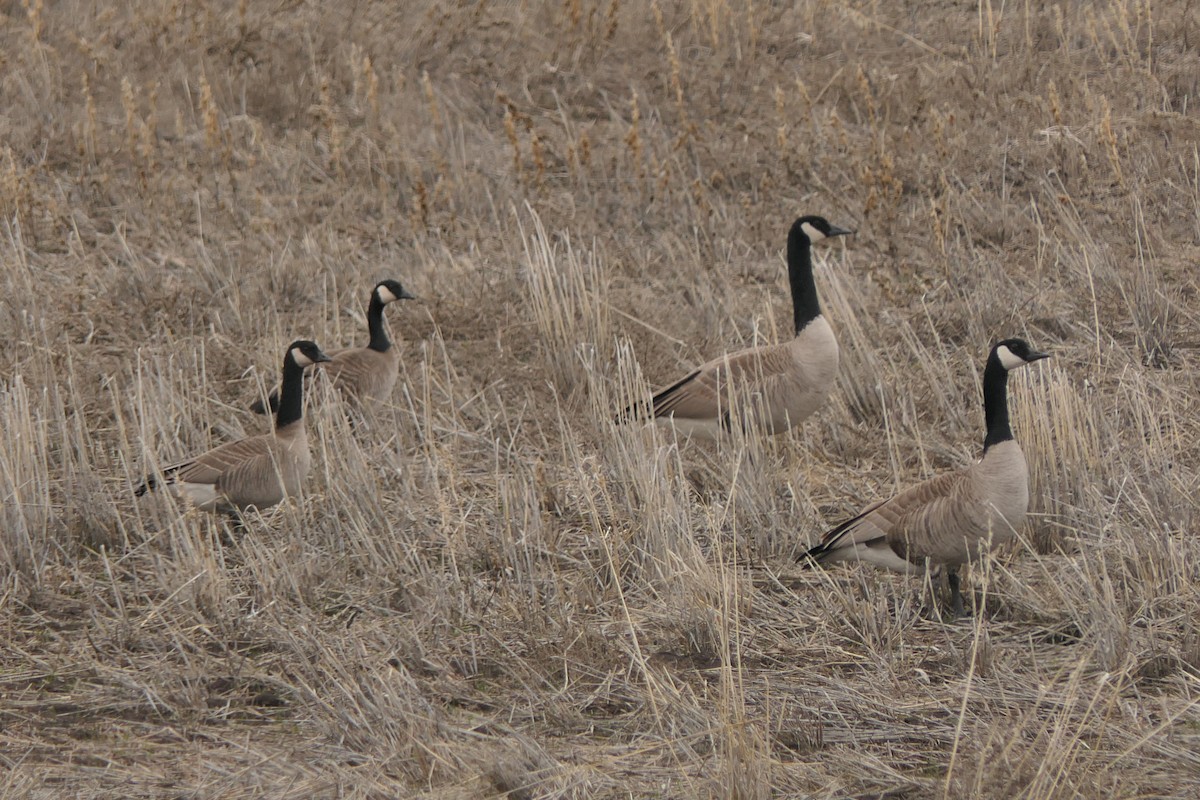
(801, 338, 1050, 617)
(620, 215, 852, 440)
(135, 340, 332, 512)
(250, 279, 415, 414)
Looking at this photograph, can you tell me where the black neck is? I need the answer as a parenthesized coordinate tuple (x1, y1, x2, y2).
(367, 294, 391, 353)
(982, 355, 1012, 452)
(275, 355, 306, 429)
(787, 228, 821, 334)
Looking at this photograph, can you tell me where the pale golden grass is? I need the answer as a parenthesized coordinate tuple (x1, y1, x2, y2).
(1, 0, 1199, 798)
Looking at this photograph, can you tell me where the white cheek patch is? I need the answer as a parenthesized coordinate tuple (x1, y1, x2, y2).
(377, 285, 398, 304)
(291, 348, 314, 367)
(800, 222, 826, 242)
(996, 345, 1025, 371)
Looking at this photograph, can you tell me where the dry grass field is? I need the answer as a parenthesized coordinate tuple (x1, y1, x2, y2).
(2, 0, 1199, 797)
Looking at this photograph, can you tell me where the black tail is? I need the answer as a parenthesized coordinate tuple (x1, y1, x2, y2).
(250, 390, 281, 415)
(614, 400, 653, 425)
(615, 369, 704, 425)
(798, 542, 829, 567)
(134, 471, 173, 497)
(798, 498, 885, 566)
(134, 460, 190, 497)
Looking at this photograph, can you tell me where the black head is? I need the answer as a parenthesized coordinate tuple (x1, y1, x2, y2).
(374, 279, 417, 304)
(286, 340, 333, 367)
(790, 215, 854, 244)
(991, 338, 1050, 371)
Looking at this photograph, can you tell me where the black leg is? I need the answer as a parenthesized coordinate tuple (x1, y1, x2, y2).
(947, 568, 965, 619)
(224, 508, 250, 537)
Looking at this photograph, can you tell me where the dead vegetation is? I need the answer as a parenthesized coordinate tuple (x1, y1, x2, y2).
(1, 0, 1198, 797)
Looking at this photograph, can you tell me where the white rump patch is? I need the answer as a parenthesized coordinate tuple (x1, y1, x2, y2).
(996, 344, 1025, 371)
(655, 416, 724, 442)
(291, 347, 314, 367)
(172, 482, 220, 511)
(800, 221, 826, 242)
(847, 544, 921, 573)
(377, 285, 398, 304)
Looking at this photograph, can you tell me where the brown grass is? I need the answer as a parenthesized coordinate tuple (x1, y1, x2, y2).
(2, 0, 1199, 797)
